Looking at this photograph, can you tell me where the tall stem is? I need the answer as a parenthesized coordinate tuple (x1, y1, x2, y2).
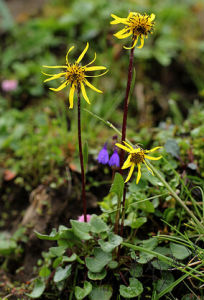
(119, 47, 134, 236)
(77, 86, 87, 222)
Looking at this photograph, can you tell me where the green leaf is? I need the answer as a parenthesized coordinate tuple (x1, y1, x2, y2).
(98, 233, 123, 253)
(88, 269, 107, 280)
(85, 248, 112, 273)
(0, 239, 17, 255)
(120, 278, 143, 298)
(39, 266, 51, 277)
(62, 253, 77, 262)
(151, 260, 169, 270)
(170, 243, 191, 260)
(129, 264, 143, 278)
(110, 173, 124, 200)
(83, 140, 89, 173)
(75, 281, 92, 300)
(70, 220, 91, 240)
(107, 261, 118, 269)
(34, 228, 59, 241)
(89, 285, 112, 300)
(53, 265, 72, 283)
(49, 246, 66, 257)
(90, 215, 109, 233)
(131, 217, 147, 229)
(26, 278, 45, 298)
(156, 271, 174, 293)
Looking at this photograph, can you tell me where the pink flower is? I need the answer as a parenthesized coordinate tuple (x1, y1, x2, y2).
(77, 214, 92, 222)
(1, 80, 18, 92)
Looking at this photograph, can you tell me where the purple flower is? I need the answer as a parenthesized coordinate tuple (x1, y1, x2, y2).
(97, 143, 109, 164)
(109, 149, 120, 168)
(1, 80, 18, 92)
(77, 214, 92, 222)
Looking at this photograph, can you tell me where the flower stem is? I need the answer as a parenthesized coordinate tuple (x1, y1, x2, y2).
(77, 86, 87, 222)
(147, 161, 204, 234)
(119, 46, 134, 236)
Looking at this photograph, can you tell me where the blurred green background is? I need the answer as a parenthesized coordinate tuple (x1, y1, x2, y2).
(0, 0, 204, 192)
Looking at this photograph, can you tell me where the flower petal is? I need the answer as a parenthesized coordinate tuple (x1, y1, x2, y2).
(66, 46, 75, 65)
(69, 84, 75, 109)
(76, 42, 89, 64)
(43, 65, 67, 68)
(50, 81, 68, 91)
(81, 82, 90, 104)
(84, 79, 102, 93)
(85, 66, 107, 71)
(144, 146, 162, 153)
(144, 155, 162, 160)
(114, 27, 129, 37)
(115, 143, 131, 153)
(124, 36, 138, 49)
(137, 36, 144, 49)
(85, 70, 108, 78)
(122, 155, 132, 169)
(123, 141, 134, 151)
(150, 13, 155, 21)
(84, 53, 96, 67)
(125, 163, 135, 183)
(110, 14, 129, 25)
(136, 163, 141, 184)
(44, 73, 66, 82)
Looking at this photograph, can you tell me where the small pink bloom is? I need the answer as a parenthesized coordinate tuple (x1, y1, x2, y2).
(1, 80, 18, 92)
(77, 214, 92, 222)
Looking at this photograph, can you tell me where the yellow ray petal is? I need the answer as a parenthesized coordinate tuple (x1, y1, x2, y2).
(84, 79, 102, 93)
(85, 70, 108, 78)
(76, 42, 89, 64)
(110, 14, 129, 25)
(43, 65, 67, 68)
(144, 146, 162, 153)
(115, 31, 132, 39)
(144, 160, 154, 175)
(66, 46, 75, 65)
(44, 73, 66, 82)
(114, 27, 130, 37)
(136, 163, 141, 184)
(69, 84, 75, 109)
(123, 141, 134, 150)
(125, 164, 135, 183)
(50, 81, 67, 92)
(115, 143, 131, 153)
(144, 155, 162, 160)
(137, 36, 144, 49)
(81, 82, 90, 104)
(124, 36, 138, 49)
(85, 66, 106, 71)
(122, 155, 132, 169)
(42, 71, 57, 76)
(150, 13, 155, 21)
(84, 53, 96, 67)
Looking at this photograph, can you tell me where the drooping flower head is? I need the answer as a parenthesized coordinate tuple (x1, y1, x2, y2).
(109, 148, 120, 168)
(111, 12, 155, 49)
(43, 43, 107, 108)
(98, 143, 109, 165)
(78, 214, 92, 222)
(116, 141, 162, 184)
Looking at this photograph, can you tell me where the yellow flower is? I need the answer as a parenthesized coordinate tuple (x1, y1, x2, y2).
(110, 12, 155, 49)
(43, 43, 107, 109)
(116, 141, 162, 184)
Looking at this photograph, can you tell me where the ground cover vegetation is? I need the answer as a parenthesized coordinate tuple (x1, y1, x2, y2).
(0, 0, 204, 299)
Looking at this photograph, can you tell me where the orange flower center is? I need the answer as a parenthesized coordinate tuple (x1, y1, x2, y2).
(66, 63, 85, 84)
(128, 14, 154, 37)
(130, 151, 145, 164)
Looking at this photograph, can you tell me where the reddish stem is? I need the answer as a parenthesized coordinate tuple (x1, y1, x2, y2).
(120, 46, 134, 236)
(77, 87, 87, 222)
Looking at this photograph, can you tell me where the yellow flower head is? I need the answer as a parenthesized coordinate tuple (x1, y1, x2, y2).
(43, 43, 107, 109)
(111, 12, 155, 49)
(116, 141, 162, 184)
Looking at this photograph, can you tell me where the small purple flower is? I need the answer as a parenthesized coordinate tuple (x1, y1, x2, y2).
(109, 149, 120, 168)
(1, 80, 18, 92)
(97, 143, 109, 164)
(77, 214, 92, 222)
